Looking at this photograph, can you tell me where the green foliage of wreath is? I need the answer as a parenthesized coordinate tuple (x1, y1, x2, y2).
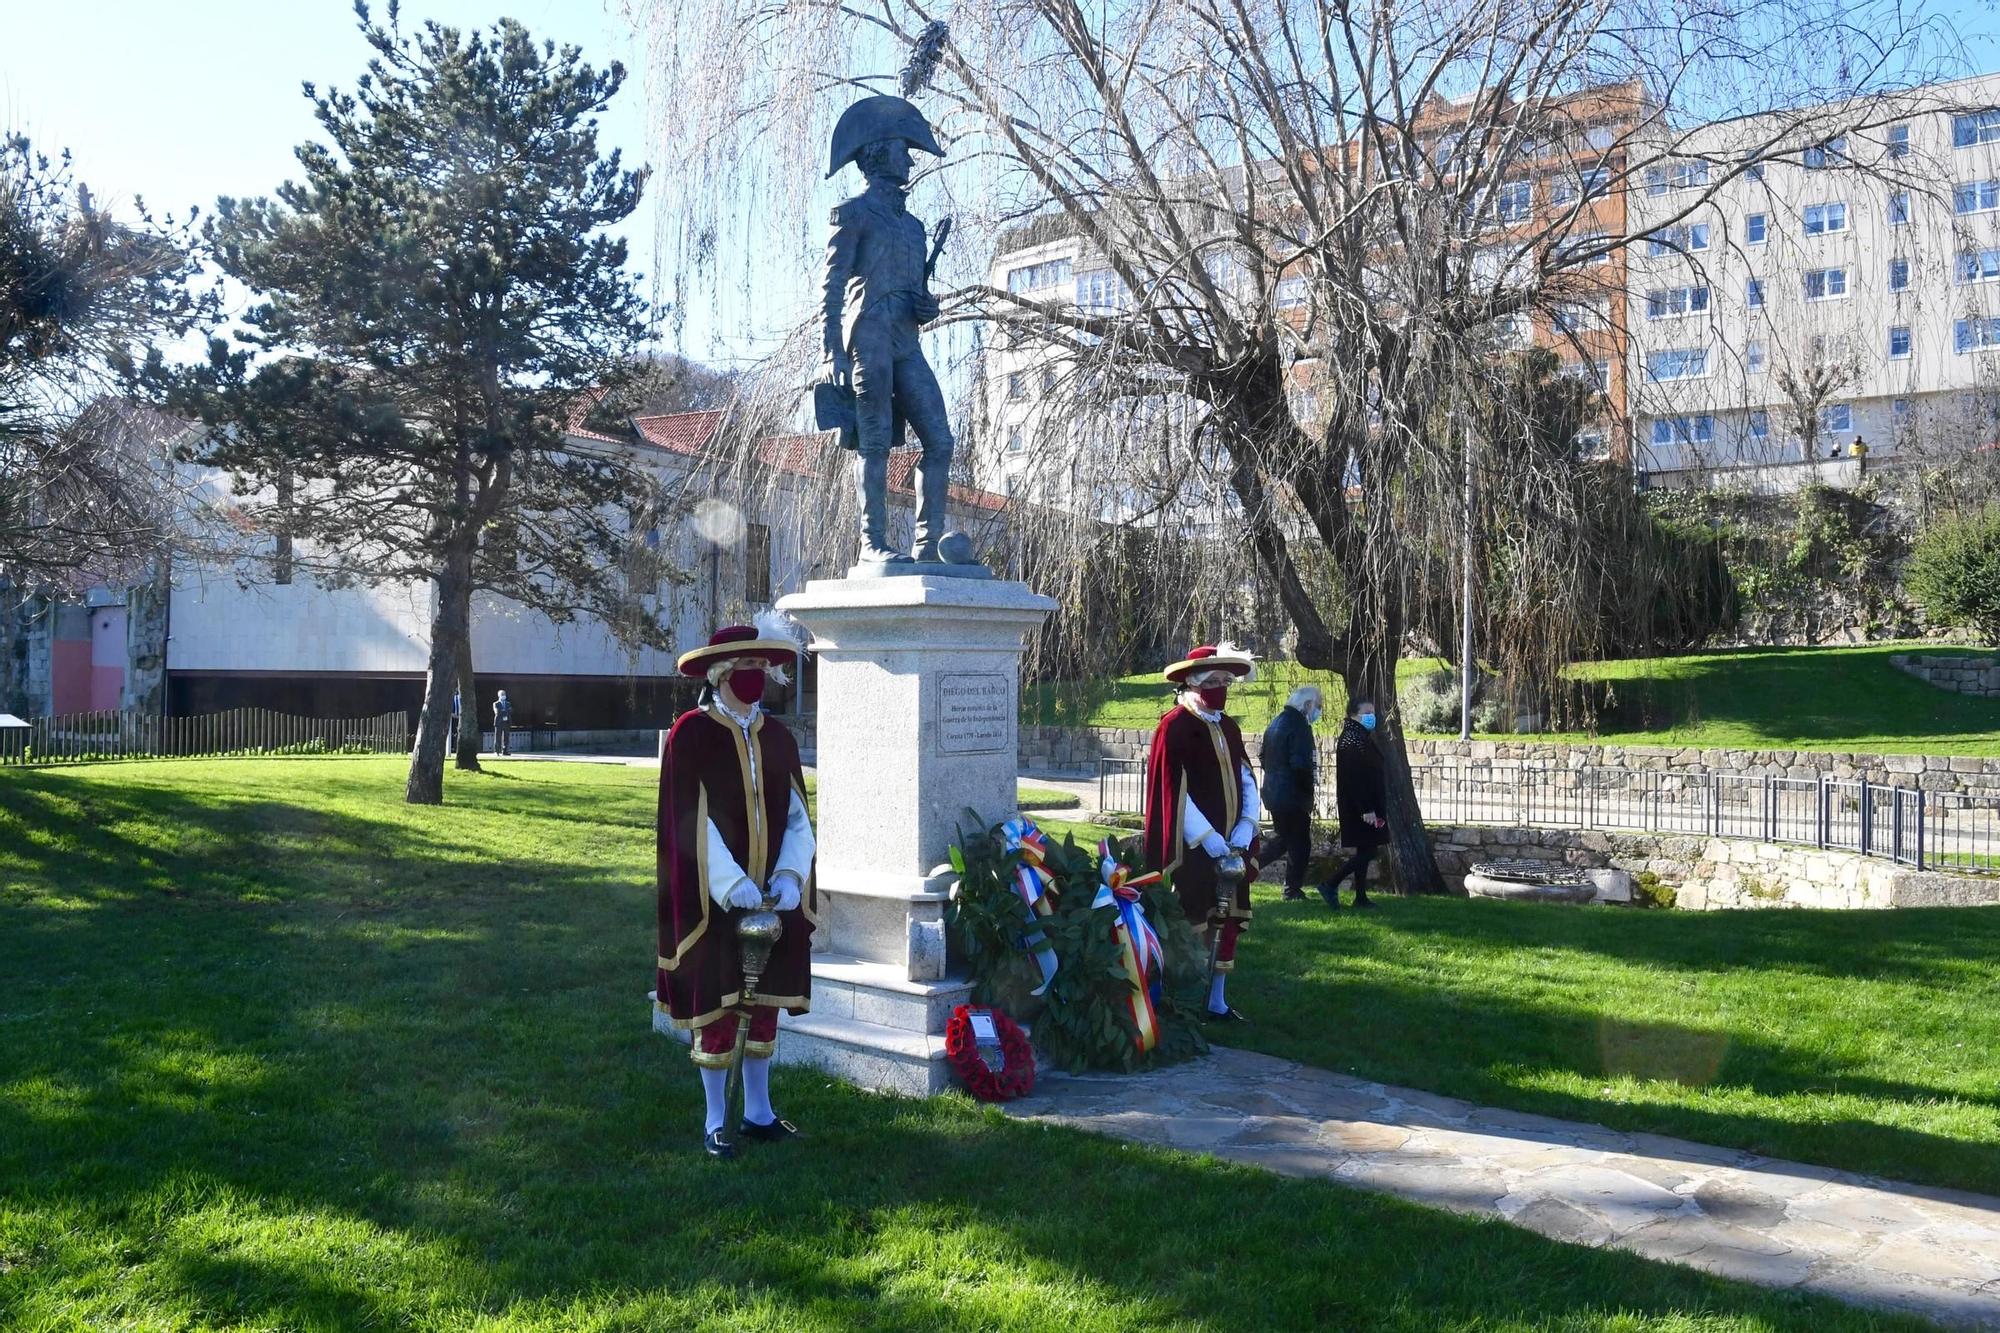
(946, 813, 1209, 1074)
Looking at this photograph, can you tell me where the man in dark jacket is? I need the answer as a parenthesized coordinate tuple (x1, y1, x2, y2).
(1327, 698, 1387, 909)
(1260, 685, 1323, 902)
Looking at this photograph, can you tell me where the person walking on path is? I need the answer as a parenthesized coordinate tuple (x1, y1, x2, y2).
(1324, 698, 1386, 909)
(492, 690, 514, 756)
(1260, 685, 1322, 902)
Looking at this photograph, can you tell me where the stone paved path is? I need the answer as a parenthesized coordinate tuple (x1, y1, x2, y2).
(1003, 1045, 2000, 1329)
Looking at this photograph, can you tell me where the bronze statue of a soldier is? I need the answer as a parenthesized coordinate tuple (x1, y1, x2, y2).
(816, 95, 963, 570)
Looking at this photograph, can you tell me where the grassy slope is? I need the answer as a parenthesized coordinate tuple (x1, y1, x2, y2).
(1223, 885, 2000, 1196)
(0, 759, 1937, 1333)
(1031, 644, 2000, 755)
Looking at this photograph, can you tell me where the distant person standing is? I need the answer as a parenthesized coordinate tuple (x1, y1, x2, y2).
(1323, 698, 1386, 910)
(492, 690, 514, 756)
(449, 689, 462, 751)
(1260, 685, 1323, 902)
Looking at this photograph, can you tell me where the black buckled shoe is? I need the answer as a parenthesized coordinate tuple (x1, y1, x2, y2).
(703, 1129, 736, 1160)
(739, 1117, 802, 1143)
(1204, 1006, 1248, 1024)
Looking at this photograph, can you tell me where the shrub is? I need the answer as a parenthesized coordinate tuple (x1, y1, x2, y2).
(1907, 507, 2000, 646)
(1630, 871, 1677, 910)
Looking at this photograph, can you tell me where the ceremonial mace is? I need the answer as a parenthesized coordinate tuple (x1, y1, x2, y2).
(718, 892, 785, 1150)
(1205, 852, 1246, 995)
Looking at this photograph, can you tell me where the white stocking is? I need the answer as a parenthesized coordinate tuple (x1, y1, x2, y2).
(699, 1065, 728, 1135)
(744, 1056, 775, 1126)
(1208, 971, 1228, 1013)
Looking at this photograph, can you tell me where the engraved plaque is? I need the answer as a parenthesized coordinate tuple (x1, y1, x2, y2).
(938, 672, 1010, 754)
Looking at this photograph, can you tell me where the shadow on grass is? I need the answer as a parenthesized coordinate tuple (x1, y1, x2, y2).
(0, 764, 1936, 1331)
(1226, 893, 2000, 1194)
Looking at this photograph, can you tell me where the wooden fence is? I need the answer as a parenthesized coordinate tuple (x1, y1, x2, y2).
(0, 707, 410, 768)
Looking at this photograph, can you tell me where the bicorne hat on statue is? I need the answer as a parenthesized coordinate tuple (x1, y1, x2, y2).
(826, 95, 945, 177)
(1162, 643, 1257, 685)
(676, 625, 798, 679)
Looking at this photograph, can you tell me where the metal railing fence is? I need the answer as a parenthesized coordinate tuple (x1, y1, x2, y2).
(1095, 755, 1999, 878)
(0, 707, 410, 768)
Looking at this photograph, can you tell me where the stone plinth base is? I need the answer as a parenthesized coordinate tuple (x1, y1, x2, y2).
(650, 953, 973, 1097)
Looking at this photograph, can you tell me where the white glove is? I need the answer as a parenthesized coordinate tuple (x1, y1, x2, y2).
(1228, 820, 1255, 851)
(724, 879, 764, 911)
(1200, 830, 1230, 860)
(771, 872, 802, 913)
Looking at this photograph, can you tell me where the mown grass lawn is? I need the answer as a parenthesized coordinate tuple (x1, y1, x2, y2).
(0, 759, 1946, 1332)
(1028, 643, 2000, 755)
(1224, 885, 2000, 1197)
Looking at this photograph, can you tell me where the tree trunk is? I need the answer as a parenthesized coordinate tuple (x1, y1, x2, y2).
(1377, 718, 1451, 895)
(405, 549, 472, 804)
(452, 611, 481, 772)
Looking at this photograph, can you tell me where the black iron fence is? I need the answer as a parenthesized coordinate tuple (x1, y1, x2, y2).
(1096, 755, 2000, 878)
(0, 707, 410, 768)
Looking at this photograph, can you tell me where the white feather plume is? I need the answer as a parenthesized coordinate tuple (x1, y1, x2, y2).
(1214, 639, 1257, 682)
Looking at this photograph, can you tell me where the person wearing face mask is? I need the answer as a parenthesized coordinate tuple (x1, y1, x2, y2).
(1260, 685, 1324, 903)
(1142, 643, 1262, 1021)
(657, 624, 817, 1159)
(1324, 698, 1387, 910)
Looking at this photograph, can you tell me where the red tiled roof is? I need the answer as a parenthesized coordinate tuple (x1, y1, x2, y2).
(886, 452, 1010, 513)
(632, 409, 726, 455)
(562, 388, 630, 444)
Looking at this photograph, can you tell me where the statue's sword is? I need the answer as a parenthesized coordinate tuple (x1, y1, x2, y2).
(925, 215, 953, 282)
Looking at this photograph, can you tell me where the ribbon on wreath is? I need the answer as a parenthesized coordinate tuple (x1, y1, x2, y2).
(1094, 838, 1165, 1054)
(998, 817, 1061, 995)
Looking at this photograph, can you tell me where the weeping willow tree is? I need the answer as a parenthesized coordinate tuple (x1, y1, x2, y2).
(632, 0, 1950, 889)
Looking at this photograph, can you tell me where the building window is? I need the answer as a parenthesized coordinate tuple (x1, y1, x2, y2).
(1007, 372, 1025, 400)
(1006, 257, 1073, 294)
(1645, 347, 1710, 381)
(1646, 285, 1710, 319)
(1006, 426, 1026, 454)
(1646, 223, 1711, 255)
(1953, 109, 2000, 148)
(1804, 267, 1848, 301)
(1494, 180, 1532, 223)
(1889, 325, 1912, 359)
(1553, 231, 1609, 267)
(1954, 317, 2000, 353)
(1823, 403, 1852, 434)
(1553, 301, 1602, 333)
(1957, 248, 2000, 284)
(1560, 359, 1610, 389)
(1748, 410, 1770, 440)
(1647, 160, 1710, 194)
(1802, 137, 1847, 169)
(1744, 161, 1766, 183)
(1954, 179, 2000, 215)
(1747, 340, 1768, 373)
(1074, 269, 1130, 312)
(744, 522, 772, 604)
(1892, 397, 1911, 429)
(1889, 257, 1911, 292)
(1275, 275, 1308, 308)
(1650, 415, 1715, 447)
(1040, 367, 1057, 394)
(1747, 278, 1765, 310)
(1888, 192, 1910, 226)
(1888, 123, 1910, 159)
(1746, 212, 1767, 244)
(1803, 201, 1848, 235)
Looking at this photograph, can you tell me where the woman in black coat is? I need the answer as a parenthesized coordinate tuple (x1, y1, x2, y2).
(1325, 698, 1386, 909)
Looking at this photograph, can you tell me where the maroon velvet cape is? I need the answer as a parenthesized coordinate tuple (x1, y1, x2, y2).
(655, 705, 816, 1031)
(1142, 705, 1260, 925)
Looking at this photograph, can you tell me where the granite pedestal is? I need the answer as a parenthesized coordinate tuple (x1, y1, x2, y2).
(652, 573, 1056, 1096)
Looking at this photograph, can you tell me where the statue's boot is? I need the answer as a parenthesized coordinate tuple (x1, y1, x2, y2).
(911, 449, 952, 562)
(856, 453, 912, 564)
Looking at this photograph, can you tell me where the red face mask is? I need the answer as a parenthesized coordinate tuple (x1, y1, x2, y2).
(728, 668, 768, 705)
(1197, 685, 1229, 711)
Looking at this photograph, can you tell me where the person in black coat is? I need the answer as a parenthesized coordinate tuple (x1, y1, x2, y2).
(1326, 698, 1387, 909)
(1260, 685, 1323, 901)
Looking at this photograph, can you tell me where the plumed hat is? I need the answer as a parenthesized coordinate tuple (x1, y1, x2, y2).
(677, 625, 799, 679)
(1162, 643, 1257, 685)
(827, 95, 944, 177)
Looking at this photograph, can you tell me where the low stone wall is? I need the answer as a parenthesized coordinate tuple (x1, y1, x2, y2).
(1892, 652, 2000, 699)
(1422, 823, 2000, 910)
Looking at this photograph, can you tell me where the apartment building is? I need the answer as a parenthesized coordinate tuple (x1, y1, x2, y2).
(1628, 72, 2000, 486)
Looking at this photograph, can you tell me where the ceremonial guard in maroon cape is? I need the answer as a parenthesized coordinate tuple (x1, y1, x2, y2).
(657, 623, 817, 1159)
(1142, 643, 1263, 1021)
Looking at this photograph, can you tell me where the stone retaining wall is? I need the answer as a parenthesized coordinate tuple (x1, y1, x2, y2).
(1892, 652, 2000, 699)
(1015, 723, 2000, 795)
(1422, 823, 2000, 910)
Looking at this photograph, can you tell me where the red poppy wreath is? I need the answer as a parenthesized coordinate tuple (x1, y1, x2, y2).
(944, 1004, 1036, 1102)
